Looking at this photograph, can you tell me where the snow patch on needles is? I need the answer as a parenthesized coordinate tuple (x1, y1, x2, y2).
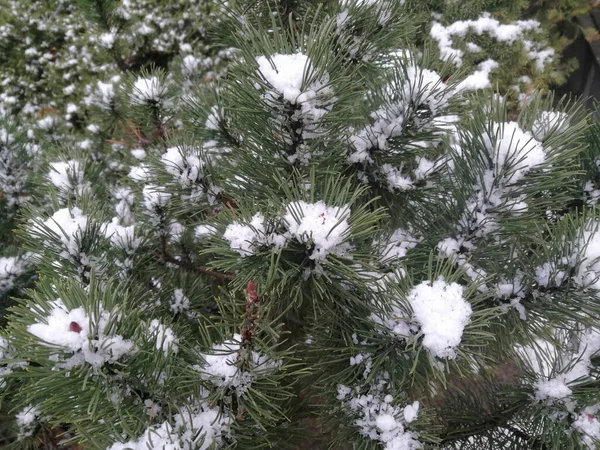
(148, 319, 179, 356)
(362, 228, 420, 291)
(107, 402, 230, 450)
(519, 330, 600, 402)
(170, 289, 190, 313)
(430, 13, 542, 67)
(402, 66, 450, 116)
(39, 207, 87, 257)
(47, 160, 83, 191)
(86, 80, 118, 111)
(224, 213, 286, 257)
(256, 53, 325, 109)
(0, 256, 28, 294)
(130, 76, 167, 105)
(483, 121, 545, 185)
(103, 217, 138, 251)
(340, 0, 394, 25)
(455, 59, 499, 92)
(161, 147, 204, 188)
(572, 221, 600, 291)
(531, 111, 570, 141)
(534, 377, 573, 401)
(283, 200, 351, 260)
(337, 375, 422, 449)
(572, 405, 600, 449)
(0, 336, 27, 386)
(27, 299, 135, 369)
(256, 53, 334, 164)
(348, 64, 455, 190)
(196, 334, 280, 395)
(379, 228, 420, 264)
(447, 121, 544, 248)
(16, 405, 42, 440)
(143, 185, 172, 213)
(408, 279, 472, 359)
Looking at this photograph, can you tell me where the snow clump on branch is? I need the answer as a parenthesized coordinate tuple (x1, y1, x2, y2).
(27, 299, 135, 369)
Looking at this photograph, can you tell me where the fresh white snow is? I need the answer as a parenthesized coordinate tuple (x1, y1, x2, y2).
(407, 279, 472, 359)
(27, 299, 135, 369)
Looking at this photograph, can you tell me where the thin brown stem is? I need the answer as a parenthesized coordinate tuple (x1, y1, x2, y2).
(157, 251, 235, 280)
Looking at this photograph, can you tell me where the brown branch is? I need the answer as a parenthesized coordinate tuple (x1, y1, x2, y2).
(157, 251, 235, 280)
(241, 280, 260, 345)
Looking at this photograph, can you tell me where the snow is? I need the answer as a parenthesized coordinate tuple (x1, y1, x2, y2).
(36, 116, 56, 130)
(16, 404, 41, 440)
(256, 53, 311, 104)
(483, 121, 545, 185)
(339, 0, 394, 25)
(350, 352, 373, 379)
(283, 200, 351, 260)
(381, 164, 414, 191)
(131, 148, 146, 160)
(402, 66, 449, 116)
(534, 262, 566, 288)
(534, 377, 572, 401)
(455, 59, 498, 92)
(348, 64, 454, 189)
(573, 405, 600, 449)
(403, 402, 419, 423)
(407, 279, 472, 359)
(437, 238, 461, 258)
(161, 147, 204, 187)
(371, 308, 417, 338)
(430, 14, 542, 67)
(47, 160, 83, 191)
(516, 338, 559, 380)
(224, 213, 286, 256)
(194, 224, 217, 239)
(148, 319, 179, 355)
(0, 336, 27, 386)
(349, 104, 406, 164)
(182, 54, 199, 76)
(107, 402, 230, 450)
(27, 299, 135, 369)
(526, 45, 555, 72)
(521, 330, 600, 402)
(114, 187, 135, 225)
(437, 238, 488, 288)
(143, 185, 172, 212)
(255, 52, 334, 163)
(196, 334, 280, 394)
(379, 228, 420, 263)
(170, 289, 190, 313)
(205, 105, 221, 131)
(0, 256, 28, 294)
(573, 221, 600, 291)
(444, 121, 544, 249)
(103, 217, 138, 250)
(130, 76, 166, 105)
(40, 207, 88, 257)
(99, 32, 115, 48)
(531, 111, 569, 141)
(90, 80, 117, 110)
(129, 164, 151, 181)
(337, 376, 422, 450)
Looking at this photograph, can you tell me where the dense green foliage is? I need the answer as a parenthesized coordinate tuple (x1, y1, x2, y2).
(0, 1, 599, 449)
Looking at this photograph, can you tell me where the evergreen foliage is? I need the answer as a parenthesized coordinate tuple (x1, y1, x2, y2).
(1, 0, 600, 449)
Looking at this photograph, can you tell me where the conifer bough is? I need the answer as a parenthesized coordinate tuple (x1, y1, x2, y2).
(1, 1, 600, 450)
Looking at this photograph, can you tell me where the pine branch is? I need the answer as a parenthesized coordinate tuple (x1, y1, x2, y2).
(157, 251, 235, 281)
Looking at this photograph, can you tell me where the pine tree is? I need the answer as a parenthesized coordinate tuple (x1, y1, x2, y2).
(1, 1, 600, 449)
(0, 0, 233, 334)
